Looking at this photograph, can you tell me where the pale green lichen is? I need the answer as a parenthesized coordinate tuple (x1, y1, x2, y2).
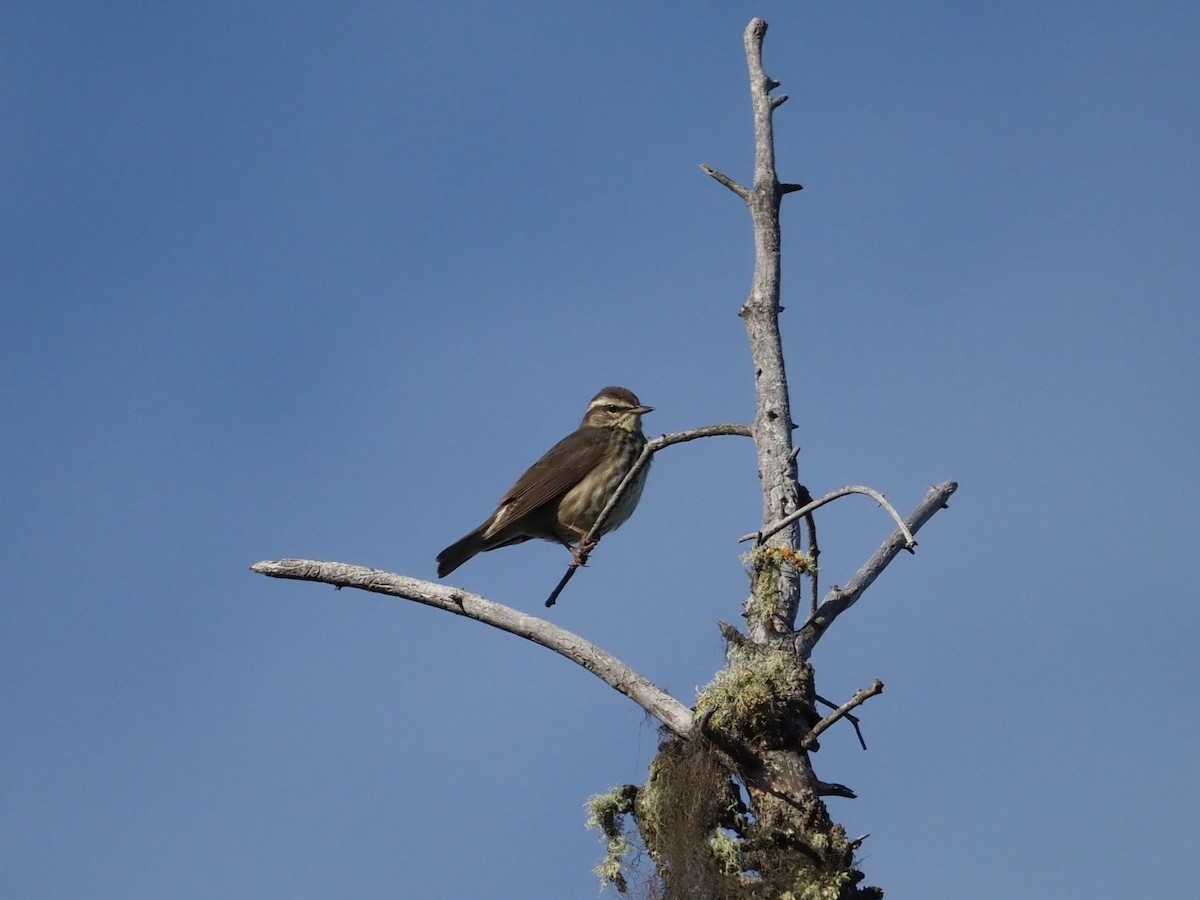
(694, 647, 808, 743)
(742, 544, 816, 622)
(767, 866, 852, 900)
(796, 868, 852, 900)
(592, 833, 631, 891)
(585, 786, 635, 834)
(708, 829, 744, 875)
(585, 787, 637, 892)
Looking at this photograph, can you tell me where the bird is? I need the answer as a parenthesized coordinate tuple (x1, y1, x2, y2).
(436, 386, 653, 578)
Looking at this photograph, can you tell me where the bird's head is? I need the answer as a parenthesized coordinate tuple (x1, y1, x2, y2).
(581, 386, 653, 433)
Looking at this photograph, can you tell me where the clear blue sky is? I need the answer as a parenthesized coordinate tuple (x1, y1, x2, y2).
(3, 2, 1198, 897)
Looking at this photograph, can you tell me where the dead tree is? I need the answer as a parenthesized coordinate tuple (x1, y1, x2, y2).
(253, 18, 955, 898)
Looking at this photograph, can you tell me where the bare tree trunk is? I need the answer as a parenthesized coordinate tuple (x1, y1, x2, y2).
(710, 19, 807, 645)
(609, 20, 953, 898)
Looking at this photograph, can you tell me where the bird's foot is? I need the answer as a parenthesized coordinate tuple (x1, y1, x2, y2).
(570, 539, 598, 567)
(564, 525, 598, 567)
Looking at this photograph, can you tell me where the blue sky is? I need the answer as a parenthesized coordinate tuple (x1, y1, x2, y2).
(3, 2, 1198, 897)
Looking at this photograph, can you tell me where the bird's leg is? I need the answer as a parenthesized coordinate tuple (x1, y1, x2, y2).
(552, 532, 588, 566)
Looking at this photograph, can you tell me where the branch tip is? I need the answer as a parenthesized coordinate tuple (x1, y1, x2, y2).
(816, 781, 857, 799)
(544, 565, 577, 607)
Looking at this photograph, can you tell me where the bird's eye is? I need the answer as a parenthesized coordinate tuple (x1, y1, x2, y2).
(605, 404, 621, 412)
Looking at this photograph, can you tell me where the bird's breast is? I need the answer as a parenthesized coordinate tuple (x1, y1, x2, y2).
(557, 433, 649, 537)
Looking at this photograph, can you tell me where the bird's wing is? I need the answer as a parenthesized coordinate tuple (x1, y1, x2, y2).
(483, 427, 609, 539)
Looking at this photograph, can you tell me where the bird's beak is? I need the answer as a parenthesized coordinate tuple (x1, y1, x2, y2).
(633, 405, 654, 415)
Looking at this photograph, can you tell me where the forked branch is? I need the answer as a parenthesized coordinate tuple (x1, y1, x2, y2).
(802, 680, 884, 750)
(796, 481, 958, 657)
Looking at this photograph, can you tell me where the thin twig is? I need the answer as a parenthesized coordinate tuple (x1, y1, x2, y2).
(250, 559, 696, 736)
(544, 423, 752, 606)
(796, 482, 820, 619)
(543, 566, 577, 608)
(805, 510, 819, 618)
(815, 692, 866, 751)
(739, 484, 915, 549)
(802, 680, 884, 750)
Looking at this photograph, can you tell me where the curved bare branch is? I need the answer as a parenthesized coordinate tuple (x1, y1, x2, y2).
(250, 559, 696, 737)
(739, 485, 916, 549)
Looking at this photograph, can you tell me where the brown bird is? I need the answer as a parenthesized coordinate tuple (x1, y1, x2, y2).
(436, 386, 653, 578)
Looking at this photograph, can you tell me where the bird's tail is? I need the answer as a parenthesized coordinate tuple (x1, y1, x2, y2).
(436, 528, 487, 578)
